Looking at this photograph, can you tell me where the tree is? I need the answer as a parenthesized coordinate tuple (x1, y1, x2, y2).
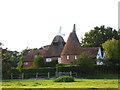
(82, 25, 120, 47)
(2, 48, 12, 74)
(76, 53, 95, 72)
(102, 38, 119, 65)
(33, 55, 44, 68)
(2, 60, 12, 74)
(2, 48, 22, 74)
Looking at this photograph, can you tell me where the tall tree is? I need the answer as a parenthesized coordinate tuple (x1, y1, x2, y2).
(81, 25, 120, 47)
(102, 38, 119, 65)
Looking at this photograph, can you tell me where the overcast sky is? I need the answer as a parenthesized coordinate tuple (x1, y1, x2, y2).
(0, 0, 119, 52)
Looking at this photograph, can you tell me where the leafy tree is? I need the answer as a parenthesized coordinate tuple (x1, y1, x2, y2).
(2, 60, 12, 73)
(76, 53, 95, 72)
(82, 25, 120, 47)
(33, 55, 44, 68)
(2, 48, 22, 74)
(102, 38, 119, 65)
(2, 48, 12, 73)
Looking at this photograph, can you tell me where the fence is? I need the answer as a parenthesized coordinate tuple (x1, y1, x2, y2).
(3, 71, 77, 79)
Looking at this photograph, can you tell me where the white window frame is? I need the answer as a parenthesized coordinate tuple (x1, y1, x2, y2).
(58, 58, 61, 64)
(67, 55, 69, 60)
(96, 61, 104, 65)
(46, 58, 52, 62)
(75, 55, 77, 59)
(34, 55, 38, 58)
(24, 62, 28, 65)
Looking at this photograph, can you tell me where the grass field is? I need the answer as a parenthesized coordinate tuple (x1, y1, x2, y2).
(2, 78, 119, 89)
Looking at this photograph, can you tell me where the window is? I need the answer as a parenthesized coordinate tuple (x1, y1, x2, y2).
(34, 55, 38, 58)
(96, 61, 103, 65)
(75, 56, 77, 59)
(67, 55, 69, 60)
(46, 58, 52, 62)
(24, 62, 28, 65)
(58, 58, 61, 64)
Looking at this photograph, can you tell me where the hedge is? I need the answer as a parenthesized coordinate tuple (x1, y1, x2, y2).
(56, 65, 119, 75)
(2, 65, 119, 79)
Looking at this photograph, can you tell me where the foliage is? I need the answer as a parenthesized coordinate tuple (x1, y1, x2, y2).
(56, 66, 79, 72)
(56, 64, 66, 67)
(53, 76, 74, 82)
(82, 25, 120, 47)
(102, 38, 119, 65)
(16, 61, 23, 72)
(56, 65, 119, 75)
(2, 61, 12, 74)
(33, 55, 44, 68)
(2, 48, 21, 73)
(45, 60, 58, 67)
(75, 53, 95, 72)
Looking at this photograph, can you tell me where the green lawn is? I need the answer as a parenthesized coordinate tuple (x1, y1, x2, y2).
(2, 78, 119, 89)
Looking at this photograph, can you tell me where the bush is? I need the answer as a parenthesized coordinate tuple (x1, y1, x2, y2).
(53, 76, 74, 82)
(76, 53, 95, 72)
(45, 60, 58, 67)
(33, 55, 44, 68)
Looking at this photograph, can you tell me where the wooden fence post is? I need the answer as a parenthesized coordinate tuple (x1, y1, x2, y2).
(70, 71, 72, 77)
(48, 72, 50, 79)
(11, 73, 13, 79)
(36, 73, 38, 79)
(22, 73, 24, 79)
(55, 71, 57, 77)
(76, 72, 77, 78)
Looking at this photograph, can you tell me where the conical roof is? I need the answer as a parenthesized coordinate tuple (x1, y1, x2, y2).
(61, 24, 81, 55)
(44, 35, 65, 57)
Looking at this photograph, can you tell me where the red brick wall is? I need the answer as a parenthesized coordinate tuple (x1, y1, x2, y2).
(60, 55, 78, 64)
(23, 62, 33, 68)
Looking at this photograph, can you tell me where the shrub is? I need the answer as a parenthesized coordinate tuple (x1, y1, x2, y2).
(75, 53, 95, 72)
(33, 55, 44, 68)
(45, 60, 58, 67)
(53, 76, 74, 82)
(16, 61, 23, 72)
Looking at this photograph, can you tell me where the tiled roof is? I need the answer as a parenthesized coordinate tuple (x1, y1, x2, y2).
(61, 25, 81, 55)
(44, 35, 65, 57)
(23, 50, 47, 61)
(80, 47, 99, 56)
(61, 24, 99, 56)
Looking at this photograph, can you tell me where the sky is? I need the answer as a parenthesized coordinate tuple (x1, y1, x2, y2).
(0, 0, 119, 52)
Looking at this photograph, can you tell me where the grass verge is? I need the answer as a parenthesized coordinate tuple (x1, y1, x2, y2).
(2, 78, 119, 89)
